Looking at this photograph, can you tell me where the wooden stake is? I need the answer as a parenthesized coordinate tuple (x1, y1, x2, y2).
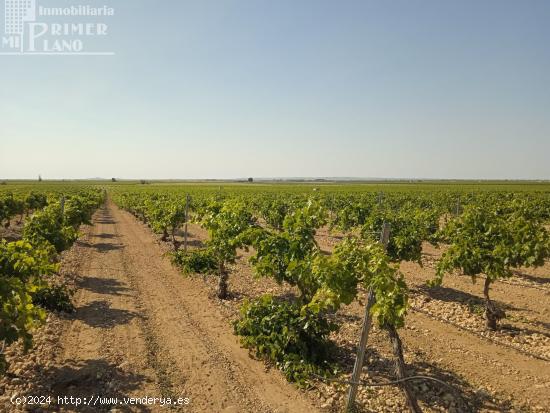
(378, 192, 383, 206)
(380, 222, 391, 248)
(184, 194, 190, 253)
(345, 222, 391, 412)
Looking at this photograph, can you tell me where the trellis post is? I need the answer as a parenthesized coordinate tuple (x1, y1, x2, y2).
(184, 194, 190, 252)
(345, 222, 390, 412)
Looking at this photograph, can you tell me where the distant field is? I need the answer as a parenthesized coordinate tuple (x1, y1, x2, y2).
(1, 179, 549, 413)
(3, 179, 549, 194)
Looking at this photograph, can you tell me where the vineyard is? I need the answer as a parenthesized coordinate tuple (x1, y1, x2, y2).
(1, 181, 549, 412)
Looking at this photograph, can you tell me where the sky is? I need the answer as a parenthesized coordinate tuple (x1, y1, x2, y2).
(0, 0, 549, 180)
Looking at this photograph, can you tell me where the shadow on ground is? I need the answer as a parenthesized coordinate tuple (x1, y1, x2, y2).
(94, 233, 119, 239)
(414, 284, 524, 312)
(90, 242, 125, 252)
(513, 271, 550, 285)
(29, 359, 153, 412)
(95, 217, 116, 224)
(333, 341, 513, 413)
(73, 300, 142, 328)
(77, 276, 130, 297)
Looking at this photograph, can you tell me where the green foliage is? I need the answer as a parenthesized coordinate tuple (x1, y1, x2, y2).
(233, 295, 337, 386)
(0, 276, 45, 373)
(256, 198, 292, 231)
(171, 248, 217, 275)
(108, 183, 550, 376)
(310, 239, 409, 328)
(0, 193, 25, 226)
(433, 203, 550, 329)
(21, 190, 102, 253)
(0, 240, 56, 373)
(246, 218, 409, 383)
(197, 199, 256, 297)
(0, 240, 58, 282)
(116, 193, 186, 243)
(244, 199, 410, 383)
(329, 198, 375, 232)
(32, 284, 75, 313)
(24, 191, 48, 211)
(248, 201, 326, 302)
(361, 205, 439, 263)
(434, 204, 550, 285)
(367, 253, 409, 329)
(23, 203, 78, 253)
(146, 196, 186, 241)
(0, 189, 102, 374)
(64, 195, 98, 228)
(200, 199, 255, 264)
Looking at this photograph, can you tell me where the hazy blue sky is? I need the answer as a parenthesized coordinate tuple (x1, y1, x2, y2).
(1, 0, 549, 179)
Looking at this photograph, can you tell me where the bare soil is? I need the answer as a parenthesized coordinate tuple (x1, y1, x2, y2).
(316, 231, 550, 412)
(0, 202, 318, 413)
(175, 226, 550, 412)
(2, 206, 549, 412)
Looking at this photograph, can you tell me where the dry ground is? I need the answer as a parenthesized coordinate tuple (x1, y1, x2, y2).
(1, 202, 549, 413)
(0, 202, 317, 412)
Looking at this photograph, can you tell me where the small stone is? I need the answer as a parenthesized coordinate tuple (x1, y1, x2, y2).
(476, 389, 490, 398)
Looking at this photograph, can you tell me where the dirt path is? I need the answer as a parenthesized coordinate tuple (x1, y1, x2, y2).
(5, 206, 548, 412)
(310, 234, 550, 411)
(40, 202, 319, 413)
(400, 310, 550, 409)
(173, 223, 550, 411)
(401, 248, 550, 328)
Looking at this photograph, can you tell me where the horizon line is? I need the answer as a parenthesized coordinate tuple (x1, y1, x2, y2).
(2, 177, 549, 183)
